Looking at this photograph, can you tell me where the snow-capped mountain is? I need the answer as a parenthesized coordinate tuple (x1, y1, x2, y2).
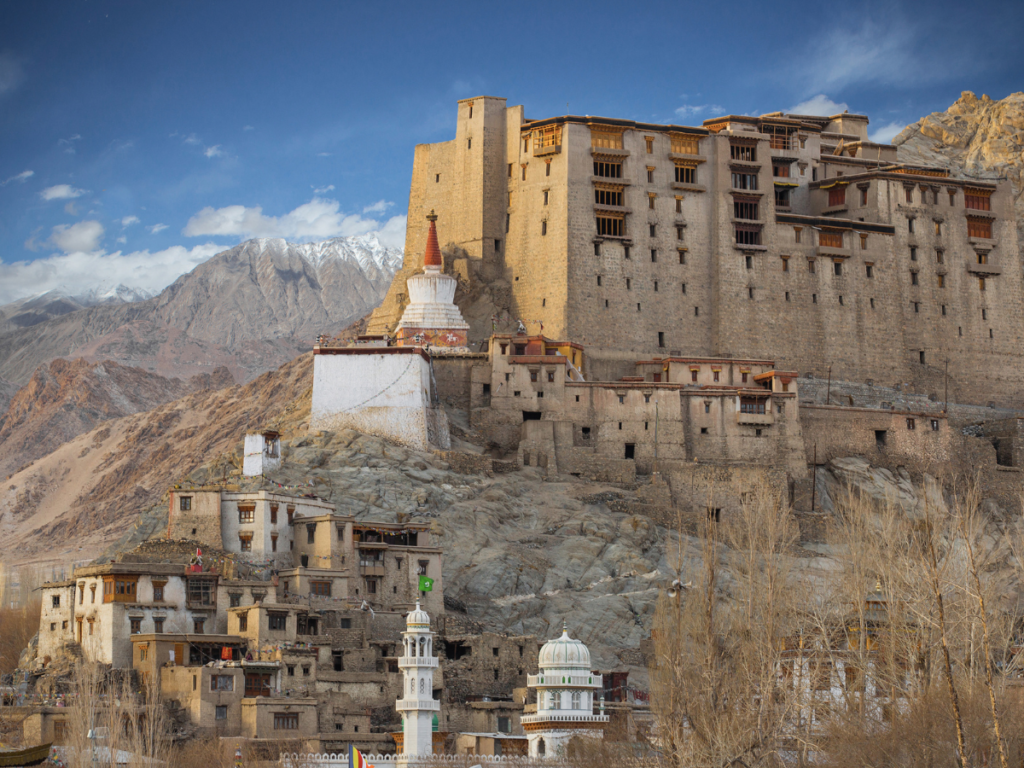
(0, 234, 404, 387)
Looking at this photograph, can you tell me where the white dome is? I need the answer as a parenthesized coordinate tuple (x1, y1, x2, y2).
(406, 600, 431, 630)
(538, 626, 591, 671)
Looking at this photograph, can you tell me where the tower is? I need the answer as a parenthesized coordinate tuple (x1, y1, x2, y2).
(394, 212, 469, 351)
(397, 601, 439, 758)
(523, 623, 608, 758)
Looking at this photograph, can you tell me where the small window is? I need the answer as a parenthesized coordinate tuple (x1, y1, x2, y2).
(676, 226, 684, 240)
(130, 618, 142, 634)
(745, 255, 752, 270)
(645, 137, 654, 154)
(808, 260, 815, 274)
(679, 250, 686, 264)
(307, 524, 316, 544)
(833, 262, 842, 276)
(547, 371, 555, 382)
(179, 496, 192, 511)
(866, 264, 873, 278)
(624, 443, 636, 460)
(907, 418, 916, 430)
(713, 371, 720, 382)
(911, 272, 919, 286)
(937, 274, 945, 288)
(941, 305, 947, 316)
(794, 227, 802, 244)
(650, 223, 657, 237)
(435, 174, 440, 183)
(194, 618, 205, 634)
(647, 168, 654, 183)
(545, 162, 551, 177)
(704, 403, 710, 413)
(785, 291, 790, 301)
(238, 613, 248, 632)
(651, 249, 657, 262)
(691, 370, 698, 382)
(467, 138, 471, 149)
(700, 427, 708, 435)
(624, 246, 630, 259)
(216, 705, 227, 720)
(543, 190, 548, 205)
(676, 197, 683, 213)
(541, 221, 547, 236)
(870, 298, 875, 309)
(919, 351, 926, 364)
(658, 331, 665, 348)
(908, 216, 915, 233)
(910, 247, 917, 261)
(812, 294, 817, 304)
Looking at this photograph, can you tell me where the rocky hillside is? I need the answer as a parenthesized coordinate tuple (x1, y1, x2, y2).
(0, 358, 234, 480)
(0, 234, 401, 392)
(895, 91, 1024, 230)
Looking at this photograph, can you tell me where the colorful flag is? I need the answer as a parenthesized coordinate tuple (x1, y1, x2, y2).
(350, 744, 374, 768)
(418, 576, 434, 592)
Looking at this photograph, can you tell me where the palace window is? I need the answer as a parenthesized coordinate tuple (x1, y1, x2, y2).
(274, 713, 299, 731)
(593, 160, 622, 178)
(594, 187, 622, 206)
(860, 234, 868, 250)
(596, 215, 624, 237)
(905, 187, 914, 203)
(734, 200, 758, 220)
(819, 231, 843, 248)
(773, 163, 790, 178)
(674, 165, 696, 184)
(794, 227, 802, 243)
(647, 167, 655, 183)
(534, 125, 561, 151)
(735, 225, 762, 246)
(153, 618, 164, 633)
(130, 617, 142, 634)
(675, 197, 683, 213)
(775, 187, 791, 208)
(179, 496, 192, 511)
(590, 128, 623, 150)
(860, 186, 869, 205)
(967, 217, 992, 238)
(238, 613, 248, 632)
(239, 534, 252, 552)
(211, 675, 234, 692)
(238, 504, 255, 524)
(670, 134, 700, 154)
(965, 190, 992, 211)
(731, 172, 758, 190)
(103, 576, 138, 604)
(645, 136, 654, 153)
(828, 186, 846, 206)
(310, 581, 332, 597)
(730, 144, 756, 161)
(187, 578, 217, 608)
(269, 612, 288, 631)
(740, 397, 766, 415)
(648, 194, 656, 210)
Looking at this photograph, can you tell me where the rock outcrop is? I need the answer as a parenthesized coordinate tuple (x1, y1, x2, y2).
(895, 91, 1024, 234)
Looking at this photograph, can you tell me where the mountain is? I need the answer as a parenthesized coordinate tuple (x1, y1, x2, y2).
(895, 91, 1024, 231)
(0, 285, 153, 334)
(0, 234, 402, 391)
(0, 358, 234, 480)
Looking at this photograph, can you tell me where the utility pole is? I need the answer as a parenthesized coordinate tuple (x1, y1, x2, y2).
(810, 443, 818, 513)
(826, 364, 832, 406)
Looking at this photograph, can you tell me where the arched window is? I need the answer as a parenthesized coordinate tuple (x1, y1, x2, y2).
(420, 678, 425, 694)
(538, 738, 546, 756)
(409, 678, 415, 694)
(571, 691, 581, 709)
(548, 691, 559, 709)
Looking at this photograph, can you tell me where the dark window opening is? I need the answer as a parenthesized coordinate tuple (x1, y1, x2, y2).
(523, 411, 542, 421)
(624, 443, 636, 460)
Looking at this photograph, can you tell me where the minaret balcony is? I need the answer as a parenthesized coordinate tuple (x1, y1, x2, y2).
(397, 698, 440, 712)
(521, 713, 610, 725)
(399, 656, 439, 669)
(527, 673, 602, 688)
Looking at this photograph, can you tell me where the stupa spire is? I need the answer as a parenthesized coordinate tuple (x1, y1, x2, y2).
(424, 210, 442, 269)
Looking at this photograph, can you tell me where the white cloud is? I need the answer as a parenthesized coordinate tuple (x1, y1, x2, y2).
(1, 169, 34, 186)
(243, 125, 255, 131)
(317, 152, 332, 157)
(64, 201, 79, 216)
(362, 200, 392, 215)
(184, 197, 407, 249)
(40, 184, 88, 201)
(121, 215, 140, 228)
(183, 133, 202, 145)
(116, 236, 127, 244)
(313, 184, 335, 194)
(149, 223, 169, 234)
(674, 104, 723, 119)
(48, 220, 105, 253)
(0, 52, 24, 96)
(869, 121, 906, 144)
(204, 145, 222, 158)
(0, 243, 224, 304)
(789, 95, 849, 116)
(58, 134, 82, 154)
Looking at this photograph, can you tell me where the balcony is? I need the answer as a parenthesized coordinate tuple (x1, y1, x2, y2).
(968, 260, 1002, 276)
(398, 656, 439, 669)
(815, 246, 851, 259)
(359, 564, 385, 577)
(521, 713, 610, 725)
(397, 698, 440, 712)
(527, 673, 601, 687)
(737, 412, 773, 426)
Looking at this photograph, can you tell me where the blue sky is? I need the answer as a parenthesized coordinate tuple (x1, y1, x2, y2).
(1, 0, 1022, 303)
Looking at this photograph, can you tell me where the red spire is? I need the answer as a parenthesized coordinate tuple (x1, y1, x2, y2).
(424, 210, 442, 268)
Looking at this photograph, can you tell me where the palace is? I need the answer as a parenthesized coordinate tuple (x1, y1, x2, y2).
(368, 97, 1023, 408)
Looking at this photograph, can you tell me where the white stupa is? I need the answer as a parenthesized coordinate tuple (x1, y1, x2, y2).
(523, 623, 608, 758)
(395, 211, 469, 351)
(397, 601, 439, 761)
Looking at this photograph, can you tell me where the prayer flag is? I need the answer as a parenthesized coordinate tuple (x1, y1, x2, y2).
(418, 576, 434, 592)
(350, 744, 374, 768)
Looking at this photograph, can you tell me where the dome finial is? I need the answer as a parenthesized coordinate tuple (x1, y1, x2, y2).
(563, 619, 568, 634)
(423, 212, 442, 268)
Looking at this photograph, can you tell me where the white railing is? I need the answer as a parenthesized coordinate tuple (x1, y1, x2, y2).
(396, 698, 441, 711)
(398, 656, 439, 668)
(282, 755, 580, 768)
(520, 713, 610, 725)
(526, 674, 601, 687)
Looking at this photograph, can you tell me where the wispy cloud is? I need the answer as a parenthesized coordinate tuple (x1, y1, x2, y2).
(313, 184, 335, 194)
(674, 103, 723, 119)
(121, 215, 140, 228)
(48, 220, 105, 253)
(317, 152, 332, 157)
(789, 95, 849, 115)
(184, 197, 407, 249)
(0, 51, 25, 96)
(40, 184, 88, 201)
(149, 223, 169, 234)
(0, 243, 224, 304)
(1, 169, 33, 186)
(58, 134, 82, 154)
(362, 200, 392, 215)
(183, 133, 202, 145)
(204, 145, 222, 158)
(64, 201, 79, 216)
(243, 125, 255, 131)
(870, 121, 907, 144)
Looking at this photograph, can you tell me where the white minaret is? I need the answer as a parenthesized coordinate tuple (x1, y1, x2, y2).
(397, 601, 439, 759)
(524, 623, 608, 758)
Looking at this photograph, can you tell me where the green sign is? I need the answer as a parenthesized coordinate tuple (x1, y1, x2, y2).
(419, 576, 434, 592)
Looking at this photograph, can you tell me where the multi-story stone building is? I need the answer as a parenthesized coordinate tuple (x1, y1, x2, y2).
(368, 97, 1022, 407)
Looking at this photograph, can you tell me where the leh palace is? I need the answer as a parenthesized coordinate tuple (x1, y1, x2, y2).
(9, 93, 1024, 766)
